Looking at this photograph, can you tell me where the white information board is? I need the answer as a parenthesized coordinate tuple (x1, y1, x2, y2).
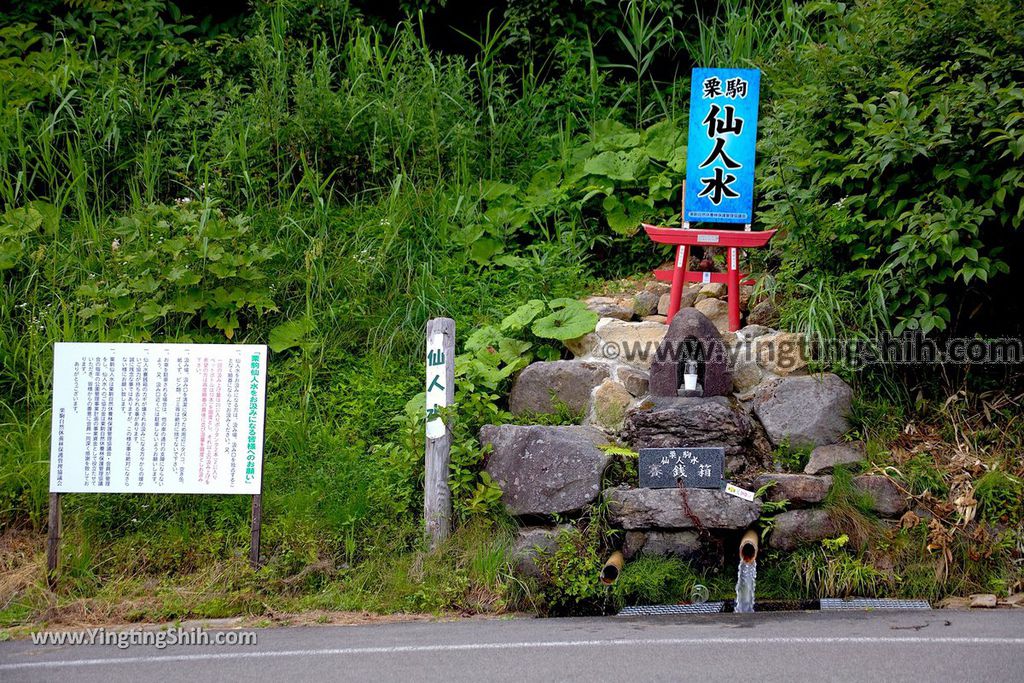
(49, 343, 267, 494)
(425, 332, 449, 439)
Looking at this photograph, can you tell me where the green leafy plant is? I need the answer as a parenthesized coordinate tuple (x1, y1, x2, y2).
(773, 439, 813, 473)
(792, 534, 892, 598)
(897, 453, 949, 497)
(613, 555, 694, 606)
(76, 202, 278, 339)
(974, 469, 1024, 526)
(758, 0, 1024, 336)
(537, 521, 605, 615)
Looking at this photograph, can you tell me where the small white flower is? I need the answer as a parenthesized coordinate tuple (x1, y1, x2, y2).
(111, 238, 120, 252)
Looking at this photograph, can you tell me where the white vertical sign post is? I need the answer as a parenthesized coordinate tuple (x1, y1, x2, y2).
(46, 342, 268, 586)
(424, 318, 454, 550)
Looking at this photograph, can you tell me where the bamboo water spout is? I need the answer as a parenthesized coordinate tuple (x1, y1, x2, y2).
(739, 529, 759, 564)
(600, 551, 624, 585)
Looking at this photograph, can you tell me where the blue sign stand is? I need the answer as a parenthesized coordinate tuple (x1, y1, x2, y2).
(684, 68, 761, 225)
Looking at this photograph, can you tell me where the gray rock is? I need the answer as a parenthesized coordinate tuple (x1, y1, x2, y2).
(585, 296, 633, 321)
(695, 297, 731, 334)
(696, 282, 727, 301)
(585, 319, 668, 370)
(633, 291, 660, 318)
(616, 366, 650, 397)
(605, 486, 761, 530)
(645, 281, 671, 297)
(752, 374, 853, 448)
(805, 442, 866, 475)
(747, 300, 779, 327)
(623, 530, 702, 560)
(658, 293, 671, 316)
(481, 425, 611, 516)
(752, 473, 833, 506)
(509, 360, 611, 416)
(738, 324, 774, 341)
(755, 331, 809, 376)
(592, 379, 632, 432)
(854, 475, 907, 517)
(512, 525, 569, 579)
(623, 396, 754, 457)
(731, 353, 763, 392)
(657, 287, 699, 316)
(769, 509, 838, 551)
(970, 593, 998, 608)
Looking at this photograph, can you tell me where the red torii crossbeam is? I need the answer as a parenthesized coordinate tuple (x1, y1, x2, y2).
(644, 223, 776, 332)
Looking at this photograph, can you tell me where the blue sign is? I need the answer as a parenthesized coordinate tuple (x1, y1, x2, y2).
(684, 68, 761, 225)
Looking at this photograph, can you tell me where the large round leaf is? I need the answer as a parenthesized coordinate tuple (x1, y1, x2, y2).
(531, 306, 598, 340)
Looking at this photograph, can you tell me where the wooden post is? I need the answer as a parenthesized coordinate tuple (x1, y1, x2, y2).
(46, 492, 61, 589)
(249, 493, 262, 568)
(424, 317, 455, 550)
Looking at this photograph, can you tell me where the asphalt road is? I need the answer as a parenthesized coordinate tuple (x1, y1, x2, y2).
(2, 609, 1023, 682)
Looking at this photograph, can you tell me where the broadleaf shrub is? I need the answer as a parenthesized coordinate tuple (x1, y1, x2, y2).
(757, 0, 1024, 336)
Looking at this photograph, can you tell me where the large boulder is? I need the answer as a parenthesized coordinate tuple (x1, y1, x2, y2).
(481, 425, 611, 516)
(616, 366, 650, 397)
(509, 360, 610, 416)
(731, 349, 763, 392)
(605, 486, 761, 530)
(566, 318, 667, 370)
(768, 509, 837, 551)
(752, 473, 832, 506)
(695, 297, 731, 334)
(623, 530, 703, 561)
(752, 374, 853, 448)
(623, 396, 754, 458)
(632, 291, 660, 318)
(592, 378, 633, 432)
(805, 442, 866, 475)
(854, 475, 907, 517)
(755, 331, 809, 376)
(511, 525, 570, 579)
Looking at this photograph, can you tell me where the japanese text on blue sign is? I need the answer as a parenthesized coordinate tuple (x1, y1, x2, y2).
(684, 68, 761, 225)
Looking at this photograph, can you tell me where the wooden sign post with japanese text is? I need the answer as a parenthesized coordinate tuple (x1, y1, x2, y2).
(424, 318, 455, 550)
(47, 342, 268, 586)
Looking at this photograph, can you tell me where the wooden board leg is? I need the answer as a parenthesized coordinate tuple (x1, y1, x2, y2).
(46, 492, 60, 590)
(249, 494, 262, 569)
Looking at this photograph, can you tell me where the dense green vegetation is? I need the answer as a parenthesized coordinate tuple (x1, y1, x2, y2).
(1, 0, 1022, 625)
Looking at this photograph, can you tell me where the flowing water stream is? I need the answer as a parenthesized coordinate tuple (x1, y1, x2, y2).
(734, 561, 757, 613)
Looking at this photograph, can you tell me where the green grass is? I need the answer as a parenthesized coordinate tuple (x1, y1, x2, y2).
(1, 0, 1022, 625)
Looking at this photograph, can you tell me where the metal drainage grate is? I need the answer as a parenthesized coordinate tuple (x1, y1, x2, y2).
(819, 598, 931, 610)
(618, 602, 725, 616)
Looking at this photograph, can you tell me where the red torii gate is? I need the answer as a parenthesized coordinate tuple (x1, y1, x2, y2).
(643, 203, 775, 332)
